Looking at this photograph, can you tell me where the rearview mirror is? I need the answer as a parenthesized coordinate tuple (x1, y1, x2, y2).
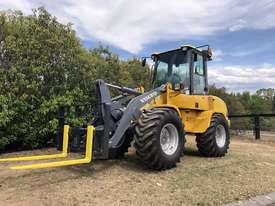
(141, 58, 146, 67)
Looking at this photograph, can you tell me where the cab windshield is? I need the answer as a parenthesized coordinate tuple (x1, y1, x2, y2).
(153, 50, 190, 93)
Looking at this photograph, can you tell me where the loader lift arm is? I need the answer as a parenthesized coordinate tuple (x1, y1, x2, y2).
(90, 79, 166, 159)
(108, 84, 166, 148)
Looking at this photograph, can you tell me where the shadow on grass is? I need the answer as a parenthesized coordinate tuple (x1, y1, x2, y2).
(62, 159, 117, 176)
(63, 151, 152, 176)
(2, 146, 203, 184)
(183, 147, 202, 157)
(119, 153, 158, 174)
(65, 147, 204, 175)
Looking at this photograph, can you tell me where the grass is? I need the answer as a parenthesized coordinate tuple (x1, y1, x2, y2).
(0, 135, 275, 206)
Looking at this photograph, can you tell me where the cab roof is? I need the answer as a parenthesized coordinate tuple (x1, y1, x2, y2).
(151, 45, 203, 57)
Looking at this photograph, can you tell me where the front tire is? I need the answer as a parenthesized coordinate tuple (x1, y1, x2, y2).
(134, 108, 185, 170)
(196, 114, 230, 157)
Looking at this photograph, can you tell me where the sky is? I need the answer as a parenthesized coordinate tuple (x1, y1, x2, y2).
(1, 0, 275, 93)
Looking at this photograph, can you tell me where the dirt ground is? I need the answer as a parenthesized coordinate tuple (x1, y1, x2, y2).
(0, 136, 275, 206)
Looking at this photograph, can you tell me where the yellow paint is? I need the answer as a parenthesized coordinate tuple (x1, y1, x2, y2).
(148, 84, 229, 133)
(0, 125, 70, 162)
(10, 125, 94, 170)
(137, 85, 145, 93)
(152, 104, 181, 117)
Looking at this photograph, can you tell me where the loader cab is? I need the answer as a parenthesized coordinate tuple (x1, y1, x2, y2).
(151, 45, 212, 95)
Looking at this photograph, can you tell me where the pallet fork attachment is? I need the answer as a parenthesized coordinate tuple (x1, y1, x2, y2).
(0, 125, 70, 163)
(0, 125, 94, 170)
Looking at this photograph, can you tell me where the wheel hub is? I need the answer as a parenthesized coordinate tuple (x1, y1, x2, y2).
(215, 124, 226, 148)
(160, 123, 179, 155)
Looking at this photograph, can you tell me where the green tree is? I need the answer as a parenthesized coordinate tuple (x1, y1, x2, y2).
(0, 8, 93, 151)
(0, 8, 150, 151)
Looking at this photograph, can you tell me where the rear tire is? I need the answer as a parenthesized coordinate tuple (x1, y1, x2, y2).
(134, 108, 185, 170)
(196, 114, 230, 157)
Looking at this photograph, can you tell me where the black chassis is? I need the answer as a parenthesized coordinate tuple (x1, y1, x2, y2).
(74, 79, 166, 159)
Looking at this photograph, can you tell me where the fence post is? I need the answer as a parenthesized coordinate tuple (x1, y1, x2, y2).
(56, 106, 65, 150)
(254, 115, 260, 140)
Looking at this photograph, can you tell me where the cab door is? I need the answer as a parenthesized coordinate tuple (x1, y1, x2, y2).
(191, 51, 208, 94)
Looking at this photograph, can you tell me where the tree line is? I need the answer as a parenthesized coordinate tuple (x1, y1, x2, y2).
(0, 8, 274, 152)
(209, 86, 275, 131)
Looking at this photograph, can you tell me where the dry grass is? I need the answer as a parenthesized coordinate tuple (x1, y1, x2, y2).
(0, 135, 275, 206)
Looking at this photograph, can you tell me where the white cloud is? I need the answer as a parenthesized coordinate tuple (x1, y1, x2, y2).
(212, 49, 223, 61)
(1, 0, 275, 53)
(0, 0, 33, 14)
(229, 19, 247, 32)
(230, 42, 275, 57)
(209, 64, 275, 92)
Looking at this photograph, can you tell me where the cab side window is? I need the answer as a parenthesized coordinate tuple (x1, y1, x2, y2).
(193, 54, 206, 94)
(171, 52, 190, 94)
(154, 61, 168, 87)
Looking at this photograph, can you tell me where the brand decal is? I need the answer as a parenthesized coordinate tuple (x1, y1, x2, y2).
(140, 91, 158, 103)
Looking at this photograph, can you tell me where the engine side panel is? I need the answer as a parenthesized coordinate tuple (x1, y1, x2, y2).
(149, 89, 229, 133)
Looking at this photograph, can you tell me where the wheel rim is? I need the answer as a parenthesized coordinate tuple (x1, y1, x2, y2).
(160, 123, 179, 155)
(215, 124, 226, 148)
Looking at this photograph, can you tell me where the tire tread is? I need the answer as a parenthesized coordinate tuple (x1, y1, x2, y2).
(196, 114, 230, 157)
(134, 108, 185, 170)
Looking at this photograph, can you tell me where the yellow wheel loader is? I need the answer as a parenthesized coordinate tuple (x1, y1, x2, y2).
(1, 45, 230, 170)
